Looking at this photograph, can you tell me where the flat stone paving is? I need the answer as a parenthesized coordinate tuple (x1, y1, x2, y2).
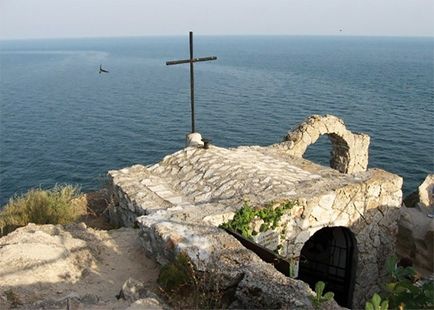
(110, 145, 366, 217)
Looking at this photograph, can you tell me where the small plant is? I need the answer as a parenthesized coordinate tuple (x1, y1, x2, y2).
(220, 201, 256, 239)
(158, 253, 229, 309)
(0, 185, 82, 235)
(158, 252, 195, 293)
(365, 293, 389, 310)
(220, 200, 294, 239)
(310, 281, 334, 309)
(365, 256, 434, 310)
(256, 201, 294, 231)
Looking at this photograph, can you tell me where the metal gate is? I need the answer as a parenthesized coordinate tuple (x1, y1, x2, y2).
(297, 227, 357, 307)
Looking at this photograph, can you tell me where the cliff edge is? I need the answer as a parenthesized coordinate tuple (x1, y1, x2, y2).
(0, 223, 160, 309)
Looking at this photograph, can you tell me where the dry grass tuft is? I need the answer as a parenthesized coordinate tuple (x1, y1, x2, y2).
(0, 185, 82, 236)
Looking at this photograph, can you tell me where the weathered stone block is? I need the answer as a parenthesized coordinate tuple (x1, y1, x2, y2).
(419, 174, 434, 208)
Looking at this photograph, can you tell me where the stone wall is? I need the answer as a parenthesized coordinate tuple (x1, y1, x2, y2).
(107, 165, 173, 227)
(107, 115, 403, 309)
(419, 174, 434, 208)
(108, 154, 402, 308)
(246, 170, 402, 307)
(281, 115, 370, 174)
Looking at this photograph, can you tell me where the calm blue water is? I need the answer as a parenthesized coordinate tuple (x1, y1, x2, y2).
(0, 36, 433, 206)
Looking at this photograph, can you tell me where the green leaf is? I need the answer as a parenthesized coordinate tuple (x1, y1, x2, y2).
(323, 292, 334, 301)
(315, 281, 325, 297)
(386, 256, 397, 275)
(372, 293, 381, 308)
(365, 302, 374, 310)
(380, 300, 389, 310)
(423, 284, 434, 301)
(385, 282, 398, 293)
(396, 281, 417, 294)
(396, 266, 416, 281)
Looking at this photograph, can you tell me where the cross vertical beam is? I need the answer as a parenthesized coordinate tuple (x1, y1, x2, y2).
(166, 31, 217, 133)
(189, 31, 195, 133)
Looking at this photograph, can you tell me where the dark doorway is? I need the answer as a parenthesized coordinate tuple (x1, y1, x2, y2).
(298, 227, 357, 308)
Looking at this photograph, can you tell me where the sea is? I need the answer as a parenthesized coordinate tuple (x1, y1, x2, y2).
(0, 36, 433, 206)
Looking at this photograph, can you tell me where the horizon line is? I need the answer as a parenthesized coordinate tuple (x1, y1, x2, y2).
(1, 33, 433, 42)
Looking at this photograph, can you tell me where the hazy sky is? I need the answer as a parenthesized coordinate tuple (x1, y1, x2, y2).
(0, 0, 433, 39)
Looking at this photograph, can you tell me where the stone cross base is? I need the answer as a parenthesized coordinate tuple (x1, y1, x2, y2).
(186, 132, 204, 148)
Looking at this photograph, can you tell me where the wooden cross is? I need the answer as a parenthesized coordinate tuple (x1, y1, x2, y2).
(166, 31, 217, 133)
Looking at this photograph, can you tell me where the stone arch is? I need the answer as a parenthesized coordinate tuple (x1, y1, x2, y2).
(282, 115, 370, 174)
(297, 226, 357, 308)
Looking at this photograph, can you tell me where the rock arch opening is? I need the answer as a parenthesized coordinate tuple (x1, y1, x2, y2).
(297, 226, 357, 308)
(303, 133, 350, 171)
(303, 134, 332, 167)
(282, 115, 370, 174)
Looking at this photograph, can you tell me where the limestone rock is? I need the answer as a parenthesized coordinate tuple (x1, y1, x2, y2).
(282, 114, 370, 174)
(0, 223, 159, 309)
(397, 204, 434, 275)
(418, 174, 434, 208)
(118, 277, 161, 304)
(127, 297, 165, 310)
(396, 174, 434, 276)
(229, 267, 317, 309)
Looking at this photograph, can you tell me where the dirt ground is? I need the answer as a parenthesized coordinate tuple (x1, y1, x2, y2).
(0, 191, 161, 309)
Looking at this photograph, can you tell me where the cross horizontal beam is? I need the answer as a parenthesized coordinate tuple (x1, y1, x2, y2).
(165, 31, 218, 133)
(166, 56, 217, 66)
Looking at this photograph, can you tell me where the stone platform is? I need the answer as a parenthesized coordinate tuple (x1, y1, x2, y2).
(109, 145, 360, 225)
(107, 115, 403, 308)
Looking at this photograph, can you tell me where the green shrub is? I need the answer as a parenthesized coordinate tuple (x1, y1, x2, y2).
(220, 201, 256, 239)
(220, 200, 294, 239)
(383, 256, 433, 309)
(365, 256, 434, 310)
(0, 185, 82, 235)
